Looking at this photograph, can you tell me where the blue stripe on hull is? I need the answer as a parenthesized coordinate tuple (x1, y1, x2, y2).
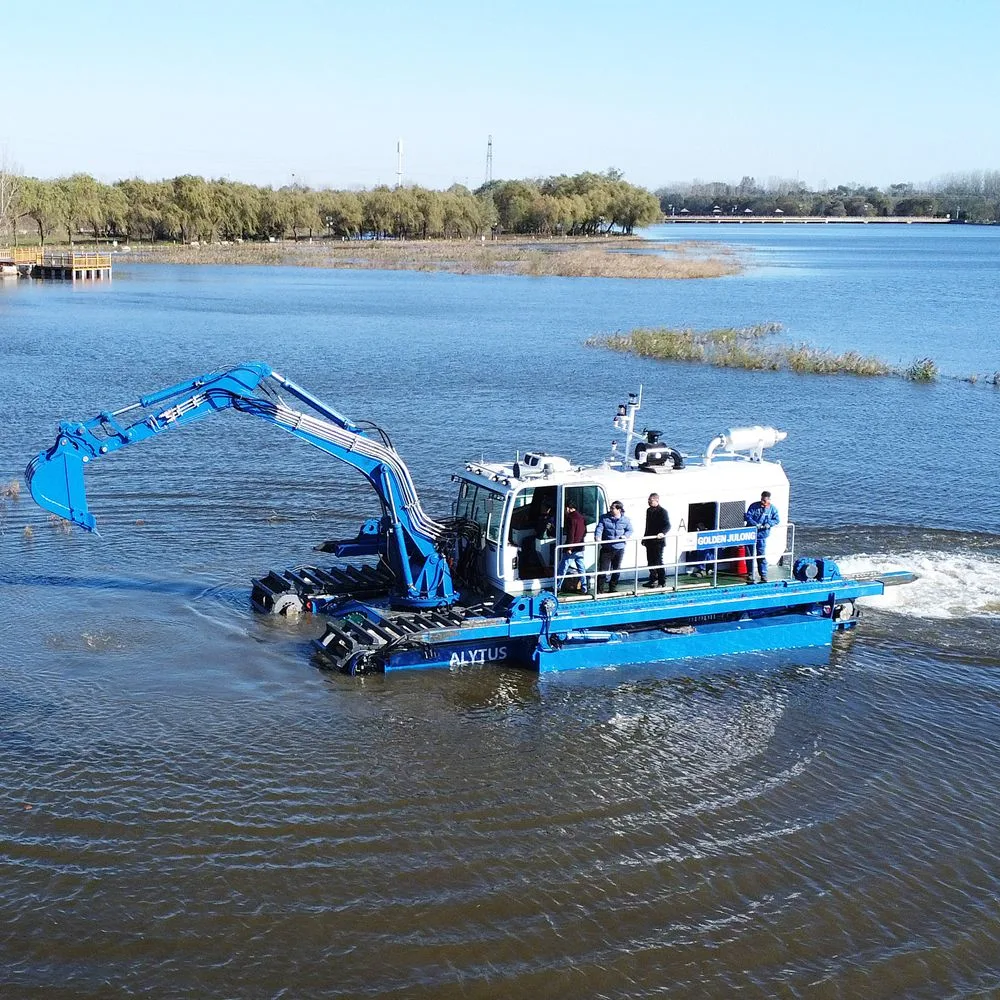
(534, 612, 835, 673)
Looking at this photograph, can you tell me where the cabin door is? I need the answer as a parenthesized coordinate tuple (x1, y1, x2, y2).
(508, 484, 557, 584)
(555, 484, 605, 585)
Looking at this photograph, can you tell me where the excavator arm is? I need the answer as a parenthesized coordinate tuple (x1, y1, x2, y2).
(25, 361, 458, 609)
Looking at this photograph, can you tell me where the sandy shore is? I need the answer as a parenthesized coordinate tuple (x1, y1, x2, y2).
(120, 236, 743, 280)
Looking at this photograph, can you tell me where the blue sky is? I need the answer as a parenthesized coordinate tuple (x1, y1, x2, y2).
(3, 0, 998, 191)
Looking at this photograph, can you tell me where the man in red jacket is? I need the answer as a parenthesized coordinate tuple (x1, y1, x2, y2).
(558, 501, 589, 594)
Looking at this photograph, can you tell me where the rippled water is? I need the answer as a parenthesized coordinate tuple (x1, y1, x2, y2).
(2, 228, 1000, 997)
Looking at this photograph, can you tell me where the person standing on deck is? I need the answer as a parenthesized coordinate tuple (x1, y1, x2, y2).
(642, 493, 670, 588)
(744, 491, 780, 583)
(595, 501, 633, 593)
(558, 501, 589, 594)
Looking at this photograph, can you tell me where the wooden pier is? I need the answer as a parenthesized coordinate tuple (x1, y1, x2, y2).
(0, 247, 112, 279)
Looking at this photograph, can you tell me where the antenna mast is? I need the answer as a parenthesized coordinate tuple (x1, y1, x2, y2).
(396, 138, 403, 189)
(485, 135, 493, 186)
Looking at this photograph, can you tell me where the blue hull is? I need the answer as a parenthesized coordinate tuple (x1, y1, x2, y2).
(314, 575, 899, 675)
(534, 609, 835, 673)
(379, 609, 836, 673)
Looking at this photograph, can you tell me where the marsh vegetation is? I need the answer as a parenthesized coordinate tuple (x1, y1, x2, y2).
(125, 237, 742, 280)
(588, 325, 976, 383)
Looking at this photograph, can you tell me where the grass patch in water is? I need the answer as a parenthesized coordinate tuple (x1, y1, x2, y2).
(784, 346, 892, 376)
(588, 324, 898, 378)
(902, 357, 939, 382)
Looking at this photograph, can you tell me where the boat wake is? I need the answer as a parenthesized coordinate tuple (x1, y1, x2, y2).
(837, 550, 1000, 619)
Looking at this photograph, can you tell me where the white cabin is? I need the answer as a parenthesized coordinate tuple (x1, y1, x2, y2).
(453, 423, 791, 597)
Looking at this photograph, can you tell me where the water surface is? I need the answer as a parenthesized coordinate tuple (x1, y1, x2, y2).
(1, 226, 999, 997)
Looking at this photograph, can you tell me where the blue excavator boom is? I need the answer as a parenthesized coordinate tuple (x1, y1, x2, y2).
(25, 362, 457, 609)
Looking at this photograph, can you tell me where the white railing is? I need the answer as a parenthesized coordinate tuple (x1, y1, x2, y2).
(550, 524, 796, 597)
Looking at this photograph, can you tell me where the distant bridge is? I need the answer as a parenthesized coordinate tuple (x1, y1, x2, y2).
(661, 215, 954, 225)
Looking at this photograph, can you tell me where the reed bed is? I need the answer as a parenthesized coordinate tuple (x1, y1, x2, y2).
(589, 324, 934, 381)
(124, 238, 742, 280)
(902, 357, 939, 382)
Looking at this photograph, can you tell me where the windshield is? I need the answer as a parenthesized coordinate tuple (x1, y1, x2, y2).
(454, 480, 504, 543)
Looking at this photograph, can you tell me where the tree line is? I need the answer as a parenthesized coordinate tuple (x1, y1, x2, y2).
(5, 165, 1000, 246)
(656, 173, 1000, 222)
(0, 168, 661, 246)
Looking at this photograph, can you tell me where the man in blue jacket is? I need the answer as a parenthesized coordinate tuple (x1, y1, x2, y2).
(744, 491, 780, 583)
(595, 501, 633, 593)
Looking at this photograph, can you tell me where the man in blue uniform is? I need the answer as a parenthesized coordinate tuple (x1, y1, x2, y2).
(595, 501, 633, 593)
(744, 491, 780, 583)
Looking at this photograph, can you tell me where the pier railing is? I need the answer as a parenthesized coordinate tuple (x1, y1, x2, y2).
(0, 247, 44, 265)
(40, 252, 112, 269)
(1, 249, 114, 279)
(0, 248, 113, 270)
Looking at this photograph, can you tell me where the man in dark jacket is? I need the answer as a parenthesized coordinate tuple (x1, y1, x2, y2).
(557, 501, 589, 593)
(641, 492, 670, 587)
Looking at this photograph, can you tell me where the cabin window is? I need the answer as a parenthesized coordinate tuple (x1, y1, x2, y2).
(508, 485, 557, 541)
(455, 481, 503, 544)
(563, 485, 601, 531)
(455, 481, 475, 520)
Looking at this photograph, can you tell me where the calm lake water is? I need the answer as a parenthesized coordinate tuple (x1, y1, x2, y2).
(2, 224, 1000, 998)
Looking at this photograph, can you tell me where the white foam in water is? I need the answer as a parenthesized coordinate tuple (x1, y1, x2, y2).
(836, 551, 1000, 619)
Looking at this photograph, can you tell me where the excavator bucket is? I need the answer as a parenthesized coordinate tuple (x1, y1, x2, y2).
(24, 441, 97, 532)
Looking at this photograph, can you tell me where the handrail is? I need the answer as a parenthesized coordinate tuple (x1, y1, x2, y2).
(0, 247, 43, 265)
(39, 252, 112, 268)
(0, 249, 112, 267)
(551, 524, 797, 597)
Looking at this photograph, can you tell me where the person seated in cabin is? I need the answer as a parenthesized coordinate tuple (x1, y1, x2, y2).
(532, 501, 556, 572)
(535, 502, 555, 541)
(682, 519, 714, 578)
(682, 549, 708, 577)
(509, 501, 536, 576)
(509, 500, 533, 536)
(509, 488, 557, 580)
